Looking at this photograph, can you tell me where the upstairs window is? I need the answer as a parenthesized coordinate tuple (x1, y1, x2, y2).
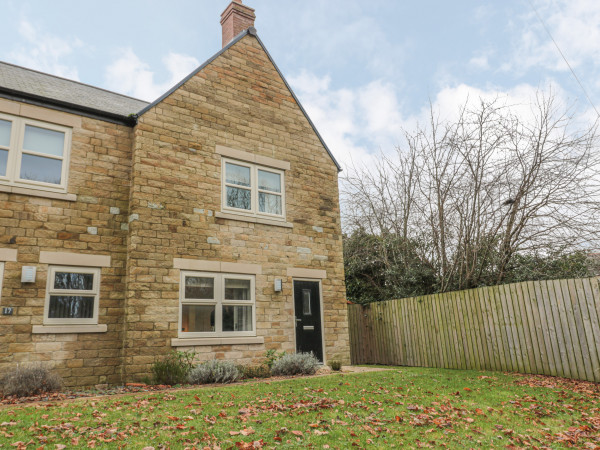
(0, 113, 71, 192)
(222, 158, 285, 219)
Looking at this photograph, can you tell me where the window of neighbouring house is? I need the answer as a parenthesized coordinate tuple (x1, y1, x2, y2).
(222, 157, 285, 219)
(179, 271, 255, 337)
(0, 113, 72, 193)
(44, 266, 101, 325)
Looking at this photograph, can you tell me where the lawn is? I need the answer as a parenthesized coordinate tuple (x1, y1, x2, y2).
(1, 367, 599, 449)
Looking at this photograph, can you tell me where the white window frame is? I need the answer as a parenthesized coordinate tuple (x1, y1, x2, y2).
(221, 157, 286, 220)
(179, 271, 256, 338)
(43, 266, 101, 325)
(0, 112, 72, 193)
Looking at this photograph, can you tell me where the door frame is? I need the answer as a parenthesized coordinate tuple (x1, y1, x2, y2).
(292, 277, 326, 364)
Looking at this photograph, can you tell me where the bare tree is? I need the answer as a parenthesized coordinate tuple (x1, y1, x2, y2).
(343, 93, 600, 293)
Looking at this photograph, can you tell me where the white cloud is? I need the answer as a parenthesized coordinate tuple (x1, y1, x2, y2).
(468, 54, 490, 70)
(511, 0, 600, 72)
(105, 49, 200, 101)
(289, 71, 404, 170)
(8, 20, 82, 80)
(425, 82, 562, 124)
(290, 70, 590, 173)
(358, 80, 404, 135)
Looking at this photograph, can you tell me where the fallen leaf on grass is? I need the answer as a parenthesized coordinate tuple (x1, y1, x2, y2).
(235, 440, 263, 449)
(363, 425, 378, 436)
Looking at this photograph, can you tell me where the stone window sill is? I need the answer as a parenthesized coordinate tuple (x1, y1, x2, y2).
(32, 324, 107, 334)
(171, 336, 265, 347)
(215, 211, 293, 228)
(0, 184, 77, 202)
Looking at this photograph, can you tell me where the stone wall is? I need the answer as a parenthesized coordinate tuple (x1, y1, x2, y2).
(122, 34, 349, 381)
(0, 100, 132, 387)
(0, 33, 350, 388)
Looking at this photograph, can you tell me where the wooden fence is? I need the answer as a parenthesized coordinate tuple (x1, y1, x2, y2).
(347, 277, 600, 382)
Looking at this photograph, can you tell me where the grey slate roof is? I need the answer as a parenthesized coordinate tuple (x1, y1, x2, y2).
(0, 61, 149, 117)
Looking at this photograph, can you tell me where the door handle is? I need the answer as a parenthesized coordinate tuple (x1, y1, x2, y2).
(295, 318, 302, 323)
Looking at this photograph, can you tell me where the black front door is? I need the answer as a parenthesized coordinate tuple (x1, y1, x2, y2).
(293, 280, 323, 362)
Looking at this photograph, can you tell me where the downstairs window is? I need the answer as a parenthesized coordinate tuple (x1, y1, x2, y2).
(179, 271, 255, 337)
(44, 266, 100, 325)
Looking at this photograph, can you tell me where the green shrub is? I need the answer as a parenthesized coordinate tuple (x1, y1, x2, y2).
(0, 364, 62, 397)
(271, 352, 319, 376)
(329, 360, 342, 371)
(264, 349, 286, 369)
(188, 360, 240, 384)
(151, 350, 195, 385)
(240, 364, 271, 379)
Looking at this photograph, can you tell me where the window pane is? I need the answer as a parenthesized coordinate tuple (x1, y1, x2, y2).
(20, 154, 62, 184)
(225, 162, 251, 187)
(226, 186, 251, 210)
(0, 149, 7, 177)
(54, 272, 94, 290)
(182, 304, 215, 332)
(222, 305, 252, 332)
(185, 276, 214, 299)
(302, 289, 312, 315)
(48, 296, 94, 319)
(258, 170, 281, 193)
(225, 278, 251, 300)
(259, 192, 282, 215)
(23, 125, 65, 157)
(0, 120, 11, 147)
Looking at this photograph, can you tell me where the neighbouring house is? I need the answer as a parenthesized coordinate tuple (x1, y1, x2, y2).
(0, 0, 349, 387)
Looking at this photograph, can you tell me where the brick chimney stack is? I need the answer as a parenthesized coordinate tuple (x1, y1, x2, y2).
(220, 0, 256, 48)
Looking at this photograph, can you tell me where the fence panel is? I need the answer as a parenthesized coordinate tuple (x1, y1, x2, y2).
(347, 277, 600, 382)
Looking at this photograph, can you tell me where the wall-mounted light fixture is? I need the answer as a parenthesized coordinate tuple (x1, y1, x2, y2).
(274, 278, 282, 292)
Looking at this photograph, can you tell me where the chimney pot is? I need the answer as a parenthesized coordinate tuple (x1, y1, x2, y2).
(220, 0, 256, 48)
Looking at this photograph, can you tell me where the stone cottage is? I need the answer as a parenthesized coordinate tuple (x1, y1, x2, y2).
(0, 0, 349, 387)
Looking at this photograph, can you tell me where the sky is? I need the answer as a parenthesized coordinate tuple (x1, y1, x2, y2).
(1, 0, 600, 170)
